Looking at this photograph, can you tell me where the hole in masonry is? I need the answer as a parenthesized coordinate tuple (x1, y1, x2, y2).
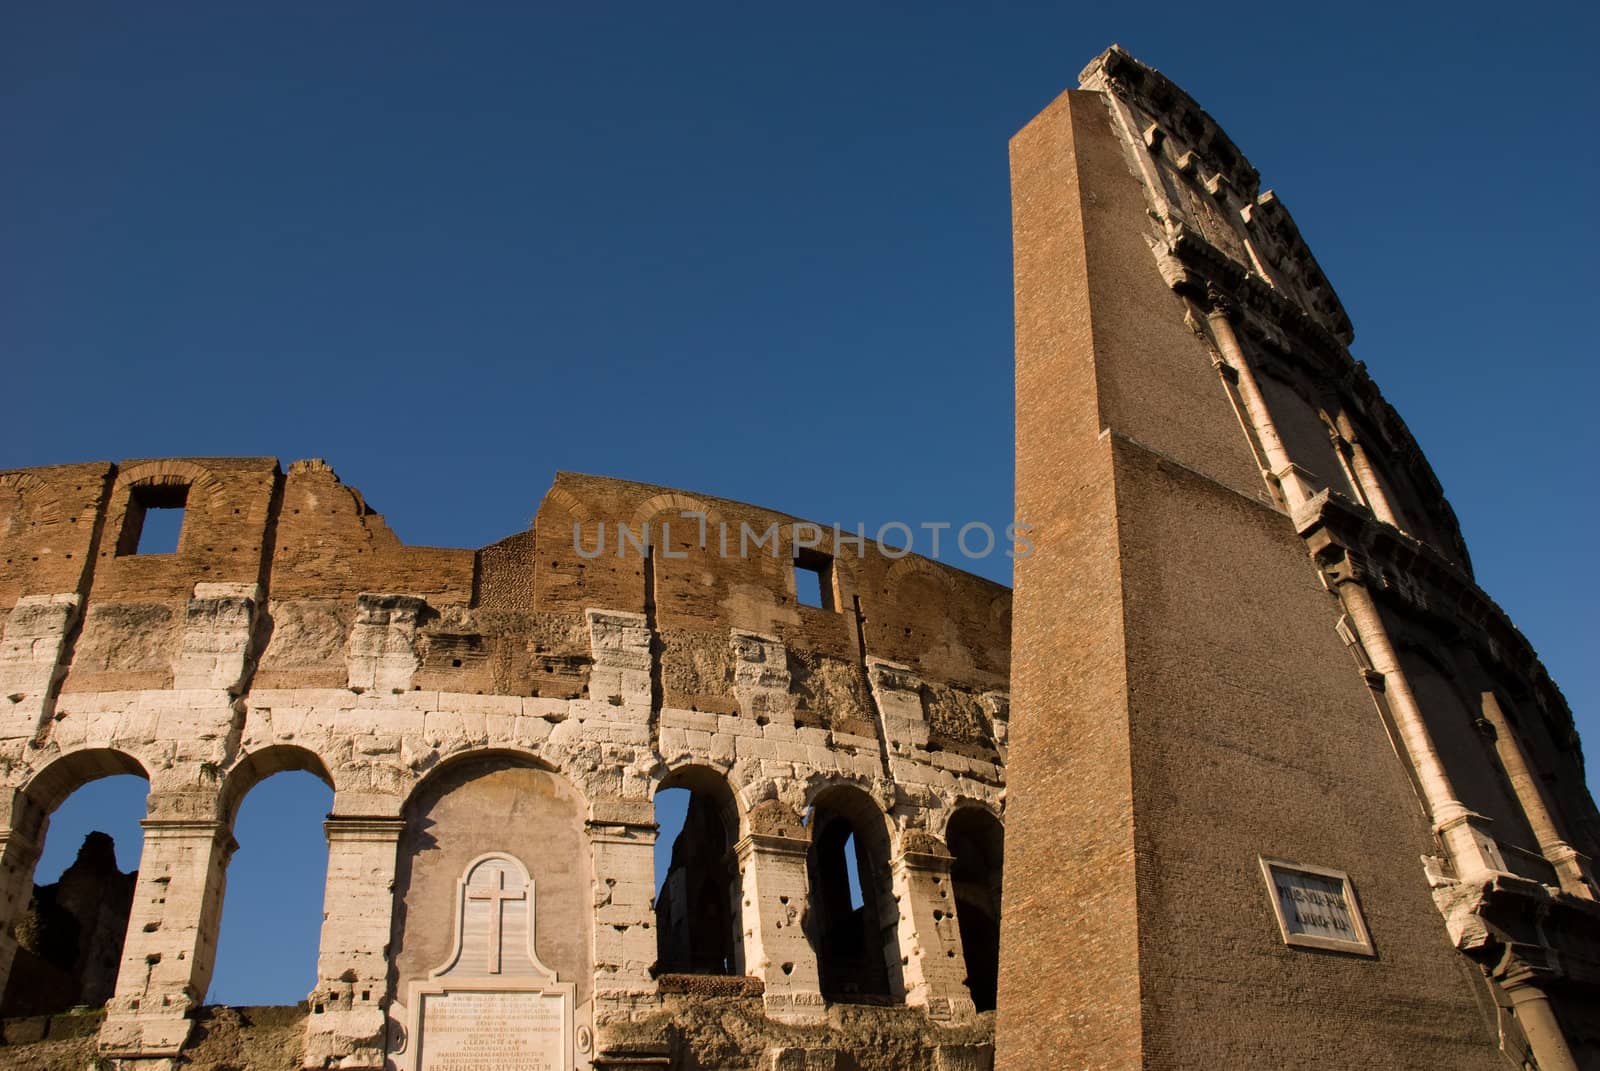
(118, 483, 189, 556)
(792, 547, 834, 610)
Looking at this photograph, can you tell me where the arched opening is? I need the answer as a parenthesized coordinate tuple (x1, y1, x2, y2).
(806, 786, 899, 1003)
(653, 767, 740, 977)
(208, 751, 335, 1005)
(946, 807, 1003, 1013)
(2, 750, 149, 1017)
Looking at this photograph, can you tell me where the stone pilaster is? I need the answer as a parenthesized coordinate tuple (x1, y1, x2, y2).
(100, 813, 234, 1064)
(730, 629, 794, 723)
(734, 832, 824, 1024)
(171, 583, 261, 693)
(865, 657, 929, 776)
(586, 801, 658, 1019)
(586, 609, 652, 711)
(892, 840, 975, 1021)
(303, 815, 405, 1070)
(346, 594, 427, 695)
(0, 593, 81, 739)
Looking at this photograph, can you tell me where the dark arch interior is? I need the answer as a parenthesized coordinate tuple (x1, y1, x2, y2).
(3, 765, 149, 1017)
(807, 790, 896, 1003)
(654, 771, 739, 976)
(947, 808, 1004, 1013)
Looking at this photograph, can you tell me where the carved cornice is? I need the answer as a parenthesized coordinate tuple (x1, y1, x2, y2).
(1081, 44, 1474, 573)
(1296, 491, 1578, 749)
(1441, 873, 1600, 990)
(1155, 186, 1473, 574)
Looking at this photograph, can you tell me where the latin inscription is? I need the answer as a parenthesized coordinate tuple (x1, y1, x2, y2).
(1272, 869, 1358, 941)
(417, 990, 566, 1071)
(1258, 856, 1374, 955)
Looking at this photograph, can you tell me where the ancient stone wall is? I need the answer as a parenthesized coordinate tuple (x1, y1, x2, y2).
(1002, 45, 1599, 1071)
(0, 461, 1008, 1070)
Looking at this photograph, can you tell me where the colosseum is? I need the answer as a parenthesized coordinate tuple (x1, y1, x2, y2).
(1, 45, 1596, 1071)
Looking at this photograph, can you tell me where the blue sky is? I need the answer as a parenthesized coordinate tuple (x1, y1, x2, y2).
(7, 3, 1595, 1004)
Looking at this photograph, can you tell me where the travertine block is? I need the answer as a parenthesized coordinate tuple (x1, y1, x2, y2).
(0, 593, 79, 738)
(346, 594, 427, 694)
(171, 583, 261, 693)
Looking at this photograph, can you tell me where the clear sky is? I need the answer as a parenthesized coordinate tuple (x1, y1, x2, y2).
(6, 2, 1595, 1005)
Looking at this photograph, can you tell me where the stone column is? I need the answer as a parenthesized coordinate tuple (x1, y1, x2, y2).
(1477, 693, 1596, 898)
(1205, 301, 1315, 508)
(734, 832, 824, 1024)
(302, 815, 405, 1070)
(1498, 957, 1580, 1071)
(1338, 581, 1506, 883)
(892, 839, 975, 1021)
(99, 815, 234, 1064)
(1333, 413, 1403, 530)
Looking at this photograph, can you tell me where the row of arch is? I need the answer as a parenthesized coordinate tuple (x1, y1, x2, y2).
(3, 746, 1004, 1017)
(652, 766, 1004, 1011)
(2, 746, 338, 1014)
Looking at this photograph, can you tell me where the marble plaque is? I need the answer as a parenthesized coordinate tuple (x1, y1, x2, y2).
(1259, 856, 1374, 955)
(409, 852, 577, 1071)
(417, 988, 566, 1071)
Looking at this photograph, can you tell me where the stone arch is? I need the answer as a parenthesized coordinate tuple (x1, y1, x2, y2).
(884, 554, 957, 596)
(109, 459, 227, 510)
(935, 795, 1003, 841)
(541, 485, 596, 524)
(388, 750, 594, 1022)
(653, 765, 744, 976)
(0, 471, 68, 536)
(18, 748, 151, 827)
(102, 459, 227, 558)
(945, 806, 1004, 1013)
(219, 744, 336, 826)
(209, 743, 336, 1004)
(804, 783, 901, 1003)
(400, 746, 572, 813)
(627, 492, 727, 537)
(656, 764, 745, 840)
(1, 747, 151, 1015)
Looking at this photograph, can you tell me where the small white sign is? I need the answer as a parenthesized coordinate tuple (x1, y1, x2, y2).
(1259, 856, 1374, 956)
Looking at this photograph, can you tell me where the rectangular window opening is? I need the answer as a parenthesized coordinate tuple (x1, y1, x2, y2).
(117, 484, 189, 556)
(793, 548, 834, 611)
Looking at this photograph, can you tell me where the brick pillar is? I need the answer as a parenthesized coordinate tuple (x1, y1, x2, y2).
(100, 815, 234, 1063)
(893, 841, 975, 1021)
(735, 832, 824, 1024)
(303, 815, 404, 1070)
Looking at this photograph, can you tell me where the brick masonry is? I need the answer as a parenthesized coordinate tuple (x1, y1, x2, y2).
(1, 42, 1597, 1071)
(1001, 47, 1600, 1071)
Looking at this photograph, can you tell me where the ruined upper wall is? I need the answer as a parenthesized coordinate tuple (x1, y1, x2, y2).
(0, 457, 1010, 755)
(1070, 41, 1596, 860)
(1077, 45, 1473, 571)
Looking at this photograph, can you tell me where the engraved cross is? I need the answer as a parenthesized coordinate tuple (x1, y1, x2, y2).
(466, 869, 526, 974)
